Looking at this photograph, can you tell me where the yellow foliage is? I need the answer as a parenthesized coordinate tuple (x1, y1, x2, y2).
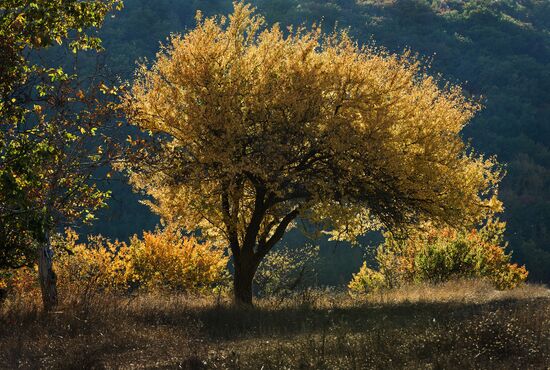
(127, 226, 229, 293)
(348, 262, 386, 295)
(0, 266, 38, 301)
(122, 1, 502, 255)
(53, 230, 131, 300)
(120, 2, 509, 303)
(1, 227, 229, 301)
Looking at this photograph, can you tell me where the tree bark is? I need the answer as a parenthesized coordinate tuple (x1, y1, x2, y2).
(233, 254, 256, 305)
(38, 231, 58, 311)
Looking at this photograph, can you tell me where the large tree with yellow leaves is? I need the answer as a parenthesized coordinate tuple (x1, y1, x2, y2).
(123, 2, 503, 304)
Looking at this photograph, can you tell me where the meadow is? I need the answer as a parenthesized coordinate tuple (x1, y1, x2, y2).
(1, 280, 549, 369)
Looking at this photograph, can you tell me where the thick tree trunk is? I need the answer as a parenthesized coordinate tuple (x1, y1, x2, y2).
(228, 199, 299, 305)
(38, 231, 58, 311)
(233, 257, 256, 305)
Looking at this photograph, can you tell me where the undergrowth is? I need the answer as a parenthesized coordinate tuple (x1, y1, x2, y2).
(1, 280, 549, 369)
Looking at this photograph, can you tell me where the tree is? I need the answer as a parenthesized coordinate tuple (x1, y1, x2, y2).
(122, 2, 503, 305)
(0, 0, 122, 310)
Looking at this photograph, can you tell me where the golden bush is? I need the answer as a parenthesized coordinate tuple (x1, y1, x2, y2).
(53, 230, 131, 302)
(347, 262, 386, 295)
(0, 265, 39, 302)
(1, 227, 229, 302)
(126, 227, 229, 293)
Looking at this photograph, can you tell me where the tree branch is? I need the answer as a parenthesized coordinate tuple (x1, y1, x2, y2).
(242, 185, 267, 255)
(221, 190, 240, 258)
(256, 208, 300, 262)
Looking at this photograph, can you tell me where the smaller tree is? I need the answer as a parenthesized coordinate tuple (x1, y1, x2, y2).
(0, 0, 123, 310)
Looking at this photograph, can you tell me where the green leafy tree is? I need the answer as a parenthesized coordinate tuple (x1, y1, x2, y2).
(0, 0, 122, 310)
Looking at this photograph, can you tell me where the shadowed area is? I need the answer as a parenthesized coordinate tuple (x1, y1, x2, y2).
(1, 281, 549, 369)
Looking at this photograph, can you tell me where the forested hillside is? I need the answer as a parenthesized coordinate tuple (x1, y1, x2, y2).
(91, 0, 550, 282)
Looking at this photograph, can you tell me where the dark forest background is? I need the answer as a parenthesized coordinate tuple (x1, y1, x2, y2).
(82, 0, 549, 283)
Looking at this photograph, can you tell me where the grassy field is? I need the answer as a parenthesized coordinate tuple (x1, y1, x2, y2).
(1, 280, 549, 369)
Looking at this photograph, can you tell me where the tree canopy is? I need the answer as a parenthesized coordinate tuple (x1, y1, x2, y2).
(123, 2, 502, 304)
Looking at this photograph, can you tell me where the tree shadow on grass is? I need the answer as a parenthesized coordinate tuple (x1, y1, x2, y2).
(133, 295, 549, 369)
(128, 295, 550, 342)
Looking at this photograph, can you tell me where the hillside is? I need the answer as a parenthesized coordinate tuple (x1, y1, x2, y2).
(87, 0, 550, 282)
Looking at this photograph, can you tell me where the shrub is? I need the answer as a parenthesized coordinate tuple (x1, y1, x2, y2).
(0, 230, 131, 305)
(254, 244, 319, 297)
(126, 227, 229, 293)
(53, 230, 131, 303)
(347, 262, 386, 295)
(349, 219, 528, 295)
(0, 266, 39, 303)
(0, 227, 230, 303)
(0, 272, 7, 293)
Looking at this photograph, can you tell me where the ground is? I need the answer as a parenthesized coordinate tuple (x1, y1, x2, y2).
(1, 280, 549, 369)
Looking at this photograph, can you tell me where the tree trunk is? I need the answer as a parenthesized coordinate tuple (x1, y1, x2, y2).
(38, 231, 58, 311)
(233, 257, 256, 305)
(230, 205, 299, 305)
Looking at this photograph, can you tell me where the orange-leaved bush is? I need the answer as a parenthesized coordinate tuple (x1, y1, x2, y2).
(0, 230, 131, 305)
(0, 266, 40, 303)
(0, 227, 229, 303)
(349, 219, 528, 294)
(53, 230, 130, 303)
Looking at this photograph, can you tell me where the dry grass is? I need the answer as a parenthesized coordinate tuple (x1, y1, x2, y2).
(363, 279, 550, 305)
(1, 281, 549, 369)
